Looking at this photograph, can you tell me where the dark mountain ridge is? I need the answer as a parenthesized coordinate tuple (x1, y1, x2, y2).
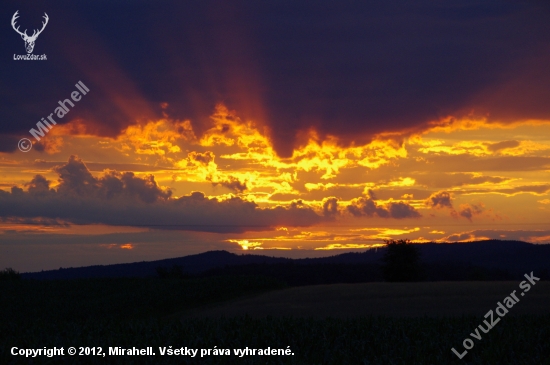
(21, 240, 550, 280)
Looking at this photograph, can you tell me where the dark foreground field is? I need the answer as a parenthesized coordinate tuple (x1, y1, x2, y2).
(1, 276, 549, 364)
(181, 281, 550, 318)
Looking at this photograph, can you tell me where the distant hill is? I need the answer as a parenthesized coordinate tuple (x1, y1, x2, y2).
(22, 250, 292, 280)
(22, 240, 550, 281)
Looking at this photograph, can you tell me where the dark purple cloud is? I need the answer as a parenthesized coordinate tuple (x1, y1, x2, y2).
(210, 176, 248, 194)
(0, 136, 21, 153)
(0, 156, 325, 233)
(456, 204, 484, 221)
(415, 173, 509, 189)
(442, 229, 550, 243)
(48, 155, 172, 202)
(426, 190, 485, 221)
(387, 202, 422, 219)
(426, 191, 453, 209)
(486, 140, 521, 152)
(347, 191, 421, 219)
(322, 197, 338, 217)
(2, 0, 550, 156)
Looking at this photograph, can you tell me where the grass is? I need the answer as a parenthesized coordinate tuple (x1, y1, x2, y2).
(1, 277, 549, 364)
(0, 275, 285, 322)
(2, 315, 550, 364)
(181, 281, 550, 318)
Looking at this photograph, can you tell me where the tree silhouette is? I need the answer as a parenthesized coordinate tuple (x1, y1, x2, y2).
(381, 240, 421, 282)
(0, 268, 21, 281)
(155, 264, 190, 279)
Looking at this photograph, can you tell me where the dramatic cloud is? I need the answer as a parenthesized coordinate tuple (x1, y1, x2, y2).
(50, 155, 172, 203)
(347, 190, 421, 219)
(211, 176, 248, 193)
(455, 185, 550, 196)
(426, 191, 453, 209)
(189, 151, 215, 165)
(486, 140, 521, 153)
(322, 197, 338, 217)
(404, 155, 550, 172)
(2, 1, 550, 271)
(2, 1, 550, 157)
(415, 173, 509, 189)
(386, 202, 422, 219)
(441, 229, 550, 243)
(452, 204, 485, 222)
(0, 136, 20, 153)
(426, 190, 485, 221)
(0, 156, 324, 233)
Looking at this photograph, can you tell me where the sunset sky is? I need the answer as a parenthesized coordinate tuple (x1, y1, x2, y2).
(2, 1, 550, 271)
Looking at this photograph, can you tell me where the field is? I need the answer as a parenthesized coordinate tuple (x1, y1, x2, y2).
(1, 276, 549, 364)
(181, 281, 550, 318)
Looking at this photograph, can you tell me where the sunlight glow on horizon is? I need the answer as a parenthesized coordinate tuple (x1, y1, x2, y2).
(2, 104, 550, 264)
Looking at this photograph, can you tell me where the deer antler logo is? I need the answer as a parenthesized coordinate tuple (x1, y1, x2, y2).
(11, 10, 49, 54)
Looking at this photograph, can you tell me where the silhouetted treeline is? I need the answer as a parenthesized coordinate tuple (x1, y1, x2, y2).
(21, 240, 550, 281)
(0, 268, 21, 281)
(198, 261, 548, 286)
(196, 240, 549, 285)
(155, 264, 191, 279)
